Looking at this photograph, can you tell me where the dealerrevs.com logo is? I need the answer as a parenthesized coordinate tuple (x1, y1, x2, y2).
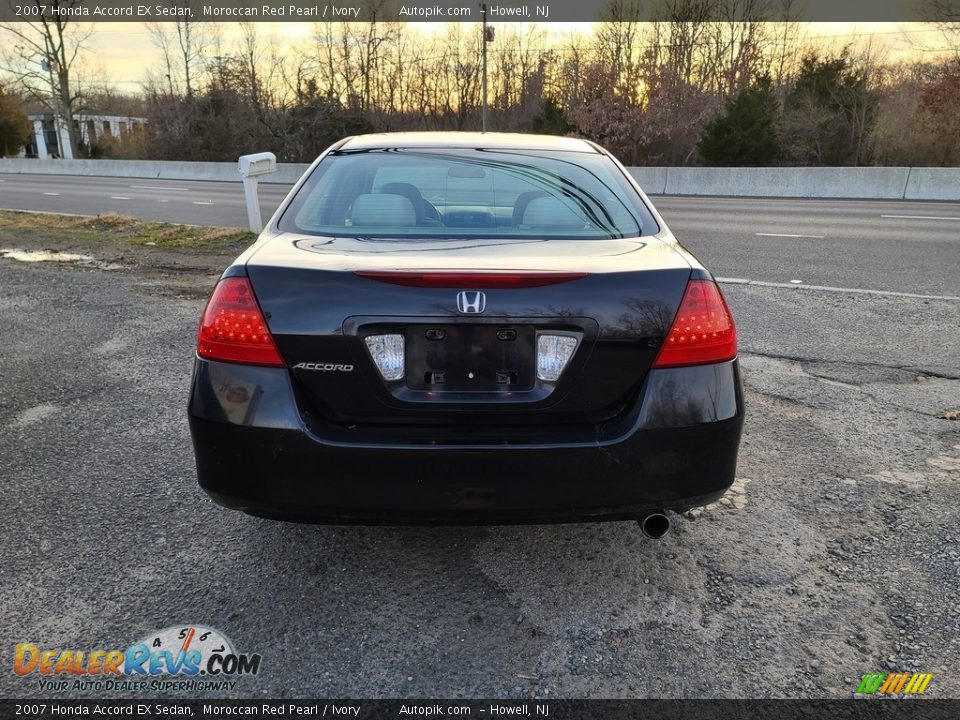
(13, 625, 262, 693)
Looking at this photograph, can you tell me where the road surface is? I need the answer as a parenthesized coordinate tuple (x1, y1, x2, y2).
(1, 249, 958, 699)
(2, 172, 959, 297)
(1, 170, 959, 698)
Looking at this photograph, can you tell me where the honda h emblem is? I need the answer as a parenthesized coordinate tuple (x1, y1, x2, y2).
(456, 290, 486, 314)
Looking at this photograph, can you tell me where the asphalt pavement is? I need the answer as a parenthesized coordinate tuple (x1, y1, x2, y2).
(1, 245, 959, 700)
(2, 172, 959, 297)
(0, 173, 290, 226)
(1, 173, 959, 699)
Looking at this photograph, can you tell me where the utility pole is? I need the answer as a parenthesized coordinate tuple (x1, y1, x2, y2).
(481, 3, 487, 132)
(481, 4, 494, 132)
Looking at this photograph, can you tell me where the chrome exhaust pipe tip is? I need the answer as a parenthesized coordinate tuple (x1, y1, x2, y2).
(639, 512, 671, 540)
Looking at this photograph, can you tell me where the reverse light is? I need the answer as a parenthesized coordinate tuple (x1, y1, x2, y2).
(537, 334, 579, 381)
(653, 279, 737, 368)
(365, 334, 405, 381)
(197, 276, 284, 367)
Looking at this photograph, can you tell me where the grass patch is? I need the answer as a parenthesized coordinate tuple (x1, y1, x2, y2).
(0, 210, 255, 253)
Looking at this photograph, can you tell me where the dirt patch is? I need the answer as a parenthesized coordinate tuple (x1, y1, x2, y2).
(0, 210, 251, 297)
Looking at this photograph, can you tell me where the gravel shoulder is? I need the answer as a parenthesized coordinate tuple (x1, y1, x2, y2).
(0, 210, 253, 300)
(0, 217, 958, 699)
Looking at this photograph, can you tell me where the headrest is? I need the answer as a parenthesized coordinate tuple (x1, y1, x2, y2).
(380, 182, 424, 201)
(351, 193, 417, 227)
(521, 196, 586, 229)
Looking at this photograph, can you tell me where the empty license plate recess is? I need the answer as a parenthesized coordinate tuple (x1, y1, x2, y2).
(405, 324, 536, 391)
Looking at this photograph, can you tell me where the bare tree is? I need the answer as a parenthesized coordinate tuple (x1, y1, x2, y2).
(438, 25, 482, 130)
(146, 2, 211, 98)
(22, 10, 950, 167)
(709, 0, 773, 95)
(490, 24, 548, 126)
(656, 0, 715, 91)
(594, 0, 645, 103)
(911, 0, 960, 62)
(552, 31, 592, 108)
(0, 0, 94, 157)
(769, 0, 805, 90)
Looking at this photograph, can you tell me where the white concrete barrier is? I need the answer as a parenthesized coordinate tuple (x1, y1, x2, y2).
(1, 158, 958, 199)
(626, 167, 668, 195)
(0, 158, 168, 179)
(904, 168, 960, 201)
(155, 161, 236, 182)
(662, 166, 912, 199)
(0, 158, 307, 184)
(263, 163, 312, 185)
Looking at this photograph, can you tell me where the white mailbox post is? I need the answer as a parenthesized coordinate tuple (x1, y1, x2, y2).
(238, 152, 277, 233)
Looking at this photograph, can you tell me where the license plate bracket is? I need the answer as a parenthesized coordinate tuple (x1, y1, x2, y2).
(405, 324, 536, 391)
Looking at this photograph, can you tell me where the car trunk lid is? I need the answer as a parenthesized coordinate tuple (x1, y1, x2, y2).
(246, 233, 692, 426)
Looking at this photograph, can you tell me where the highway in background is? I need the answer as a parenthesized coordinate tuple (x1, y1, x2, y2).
(2, 172, 959, 297)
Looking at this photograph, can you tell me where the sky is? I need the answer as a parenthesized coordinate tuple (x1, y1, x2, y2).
(5, 21, 953, 93)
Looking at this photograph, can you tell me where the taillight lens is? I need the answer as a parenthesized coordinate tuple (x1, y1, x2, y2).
(653, 279, 737, 368)
(197, 277, 284, 367)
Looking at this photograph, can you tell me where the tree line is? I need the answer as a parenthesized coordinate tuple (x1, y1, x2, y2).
(1, 0, 958, 166)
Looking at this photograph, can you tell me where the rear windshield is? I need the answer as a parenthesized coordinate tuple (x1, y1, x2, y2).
(278, 148, 658, 239)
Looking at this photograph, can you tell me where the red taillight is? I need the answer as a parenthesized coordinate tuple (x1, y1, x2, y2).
(653, 279, 737, 368)
(197, 277, 284, 367)
(354, 270, 587, 288)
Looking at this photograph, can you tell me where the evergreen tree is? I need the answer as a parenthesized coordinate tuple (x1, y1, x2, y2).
(697, 77, 780, 166)
(532, 98, 572, 136)
(0, 87, 31, 157)
(781, 51, 879, 165)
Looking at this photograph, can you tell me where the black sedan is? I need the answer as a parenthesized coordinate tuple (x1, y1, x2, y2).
(188, 133, 744, 536)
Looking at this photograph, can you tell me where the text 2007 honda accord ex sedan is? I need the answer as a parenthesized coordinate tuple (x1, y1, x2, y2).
(188, 133, 744, 534)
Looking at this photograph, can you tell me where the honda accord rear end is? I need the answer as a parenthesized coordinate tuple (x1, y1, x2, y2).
(188, 133, 744, 525)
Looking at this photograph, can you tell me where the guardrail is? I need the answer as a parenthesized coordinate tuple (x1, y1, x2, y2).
(1, 158, 958, 200)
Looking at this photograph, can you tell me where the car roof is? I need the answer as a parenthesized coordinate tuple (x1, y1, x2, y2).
(338, 132, 600, 153)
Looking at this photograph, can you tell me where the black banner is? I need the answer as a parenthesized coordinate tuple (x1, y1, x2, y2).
(3, 700, 960, 719)
(0, 0, 952, 24)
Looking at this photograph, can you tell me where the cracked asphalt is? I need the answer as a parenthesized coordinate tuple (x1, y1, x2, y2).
(1, 230, 959, 699)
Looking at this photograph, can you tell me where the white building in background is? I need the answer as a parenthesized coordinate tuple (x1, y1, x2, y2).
(20, 113, 147, 159)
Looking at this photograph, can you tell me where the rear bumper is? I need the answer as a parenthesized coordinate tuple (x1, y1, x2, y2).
(188, 358, 744, 524)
